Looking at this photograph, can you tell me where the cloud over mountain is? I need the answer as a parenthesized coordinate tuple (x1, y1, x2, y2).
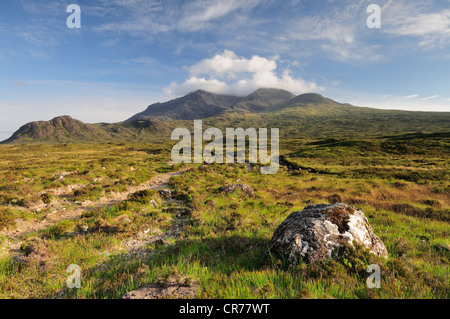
(164, 50, 322, 97)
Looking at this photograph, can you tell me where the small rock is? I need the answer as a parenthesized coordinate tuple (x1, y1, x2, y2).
(149, 199, 158, 207)
(219, 184, 255, 197)
(114, 215, 132, 224)
(159, 189, 172, 198)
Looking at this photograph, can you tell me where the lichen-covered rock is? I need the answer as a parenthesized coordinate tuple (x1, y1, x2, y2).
(219, 184, 255, 197)
(269, 203, 388, 264)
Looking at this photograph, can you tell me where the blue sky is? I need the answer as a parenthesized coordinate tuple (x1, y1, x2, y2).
(0, 0, 449, 140)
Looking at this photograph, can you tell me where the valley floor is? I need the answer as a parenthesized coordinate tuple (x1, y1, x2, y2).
(0, 135, 448, 299)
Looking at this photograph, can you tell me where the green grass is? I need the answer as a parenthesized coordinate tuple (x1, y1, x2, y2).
(0, 133, 448, 299)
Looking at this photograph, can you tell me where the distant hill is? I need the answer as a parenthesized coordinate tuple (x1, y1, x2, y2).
(2, 89, 450, 144)
(0, 116, 110, 144)
(0, 116, 173, 144)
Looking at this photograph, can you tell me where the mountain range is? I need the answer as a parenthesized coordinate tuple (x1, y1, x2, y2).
(2, 88, 450, 144)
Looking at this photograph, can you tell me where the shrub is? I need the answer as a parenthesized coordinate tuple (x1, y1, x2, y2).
(127, 189, 156, 204)
(40, 193, 52, 205)
(327, 193, 342, 204)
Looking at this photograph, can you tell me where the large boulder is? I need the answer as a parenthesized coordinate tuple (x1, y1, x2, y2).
(269, 203, 388, 264)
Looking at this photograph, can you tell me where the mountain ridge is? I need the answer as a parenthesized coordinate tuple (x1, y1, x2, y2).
(128, 88, 300, 121)
(3, 88, 450, 144)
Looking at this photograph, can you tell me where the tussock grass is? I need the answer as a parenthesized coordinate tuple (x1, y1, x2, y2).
(0, 134, 448, 299)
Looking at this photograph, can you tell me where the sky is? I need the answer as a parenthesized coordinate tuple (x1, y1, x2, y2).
(0, 0, 449, 141)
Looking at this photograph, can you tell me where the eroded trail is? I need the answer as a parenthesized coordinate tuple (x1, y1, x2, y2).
(0, 169, 187, 240)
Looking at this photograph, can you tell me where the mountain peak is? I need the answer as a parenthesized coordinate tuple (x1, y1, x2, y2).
(288, 93, 340, 106)
(128, 88, 300, 121)
(249, 88, 295, 96)
(239, 88, 296, 112)
(52, 115, 75, 120)
(188, 89, 215, 96)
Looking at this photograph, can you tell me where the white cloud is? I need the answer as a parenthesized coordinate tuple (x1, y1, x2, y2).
(328, 90, 450, 113)
(384, 3, 450, 48)
(95, 0, 266, 35)
(389, 10, 450, 36)
(422, 95, 440, 101)
(164, 50, 321, 97)
(282, 2, 383, 63)
(188, 50, 277, 79)
(180, 0, 263, 31)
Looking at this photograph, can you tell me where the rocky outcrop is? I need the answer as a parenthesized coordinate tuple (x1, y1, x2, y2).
(269, 203, 388, 264)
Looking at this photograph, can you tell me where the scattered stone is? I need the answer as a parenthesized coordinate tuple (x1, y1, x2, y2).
(159, 189, 173, 198)
(269, 203, 388, 264)
(175, 209, 192, 218)
(219, 184, 255, 197)
(113, 215, 132, 224)
(149, 199, 158, 207)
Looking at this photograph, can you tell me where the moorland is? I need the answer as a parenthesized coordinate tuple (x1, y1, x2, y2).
(0, 89, 448, 299)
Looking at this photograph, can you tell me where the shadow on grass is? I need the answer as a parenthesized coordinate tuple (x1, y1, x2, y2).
(63, 234, 273, 299)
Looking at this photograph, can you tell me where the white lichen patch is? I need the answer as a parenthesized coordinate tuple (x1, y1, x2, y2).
(347, 214, 372, 248)
(341, 231, 354, 244)
(324, 220, 339, 234)
(323, 233, 338, 258)
(292, 234, 309, 257)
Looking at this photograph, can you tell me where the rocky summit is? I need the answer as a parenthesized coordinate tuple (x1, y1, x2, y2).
(127, 88, 296, 121)
(269, 203, 388, 264)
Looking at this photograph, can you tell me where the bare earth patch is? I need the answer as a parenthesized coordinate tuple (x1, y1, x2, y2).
(122, 277, 198, 299)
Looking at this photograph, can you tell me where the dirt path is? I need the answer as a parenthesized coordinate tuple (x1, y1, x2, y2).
(0, 169, 188, 240)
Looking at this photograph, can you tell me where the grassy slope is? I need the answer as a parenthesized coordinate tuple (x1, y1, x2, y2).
(0, 133, 448, 299)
